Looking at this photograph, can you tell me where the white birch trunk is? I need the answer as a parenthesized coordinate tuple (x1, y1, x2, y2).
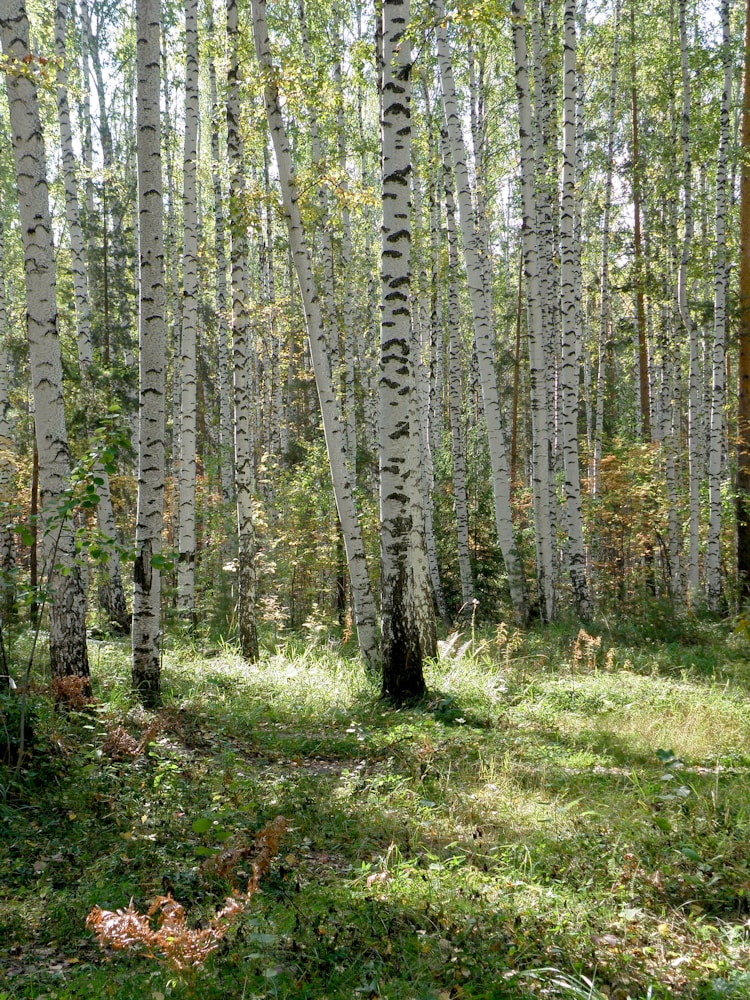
(228, 0, 259, 662)
(177, 0, 199, 624)
(377, 0, 434, 699)
(559, 0, 591, 619)
(1, 0, 90, 688)
(251, 0, 379, 672)
(57, 0, 128, 634)
(677, 0, 700, 604)
(208, 44, 234, 504)
(511, 0, 554, 620)
(0, 214, 15, 624)
(435, 0, 528, 624)
(441, 134, 475, 614)
(593, 0, 619, 496)
(707, 0, 731, 610)
(132, 0, 166, 705)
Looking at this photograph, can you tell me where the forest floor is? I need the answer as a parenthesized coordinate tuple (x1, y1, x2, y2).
(2, 611, 750, 999)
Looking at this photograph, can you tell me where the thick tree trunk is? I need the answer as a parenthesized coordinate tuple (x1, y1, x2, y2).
(1, 0, 90, 690)
(378, 0, 434, 701)
(132, 0, 166, 705)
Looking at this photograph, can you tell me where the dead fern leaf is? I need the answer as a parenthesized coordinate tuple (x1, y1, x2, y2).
(86, 816, 288, 972)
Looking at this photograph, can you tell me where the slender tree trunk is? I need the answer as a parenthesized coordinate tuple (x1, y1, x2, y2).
(208, 39, 234, 505)
(737, 0, 750, 599)
(0, 214, 16, 625)
(56, 0, 129, 634)
(593, 0, 620, 496)
(228, 0, 259, 662)
(251, 0, 379, 671)
(707, 0, 731, 610)
(631, 0, 650, 441)
(132, 0, 166, 705)
(435, 0, 528, 623)
(511, 0, 554, 620)
(677, 0, 700, 605)
(441, 135, 475, 615)
(177, 0, 199, 626)
(559, 0, 591, 619)
(1, 0, 90, 690)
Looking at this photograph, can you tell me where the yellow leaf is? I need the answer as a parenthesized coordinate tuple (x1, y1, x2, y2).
(67, 811, 77, 820)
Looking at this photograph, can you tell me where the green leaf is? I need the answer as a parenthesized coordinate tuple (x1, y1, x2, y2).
(678, 845, 702, 862)
(191, 817, 213, 835)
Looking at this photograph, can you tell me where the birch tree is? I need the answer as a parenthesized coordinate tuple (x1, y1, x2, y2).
(132, 0, 166, 705)
(707, 0, 731, 609)
(737, 0, 750, 599)
(177, 0, 199, 626)
(251, 0, 379, 671)
(677, 0, 700, 604)
(511, 0, 555, 620)
(559, 0, 590, 618)
(434, 0, 528, 624)
(379, 0, 435, 700)
(228, 0, 259, 661)
(55, 0, 129, 634)
(0, 212, 15, 625)
(1, 0, 90, 689)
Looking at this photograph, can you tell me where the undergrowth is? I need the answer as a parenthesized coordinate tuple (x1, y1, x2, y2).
(1, 620, 750, 999)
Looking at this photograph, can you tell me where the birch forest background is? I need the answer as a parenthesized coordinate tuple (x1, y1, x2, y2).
(0, 0, 748, 693)
(7, 2, 750, 997)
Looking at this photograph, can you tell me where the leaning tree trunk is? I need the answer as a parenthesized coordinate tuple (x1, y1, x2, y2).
(132, 0, 166, 706)
(251, 0, 380, 671)
(707, 0, 731, 610)
(177, 0, 199, 627)
(435, 0, 528, 624)
(1, 0, 90, 691)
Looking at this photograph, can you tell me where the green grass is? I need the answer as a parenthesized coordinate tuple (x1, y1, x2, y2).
(2, 620, 750, 999)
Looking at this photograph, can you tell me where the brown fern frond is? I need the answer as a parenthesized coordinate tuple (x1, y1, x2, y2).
(248, 815, 287, 893)
(86, 817, 288, 972)
(101, 716, 166, 761)
(51, 674, 93, 709)
(101, 726, 141, 760)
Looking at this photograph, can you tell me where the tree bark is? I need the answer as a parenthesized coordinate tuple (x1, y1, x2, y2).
(378, 0, 434, 701)
(738, 0, 750, 600)
(1, 0, 90, 690)
(132, 0, 166, 705)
